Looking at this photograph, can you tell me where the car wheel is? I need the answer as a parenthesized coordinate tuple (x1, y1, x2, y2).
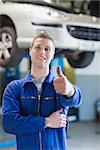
(0, 26, 25, 68)
(67, 51, 94, 68)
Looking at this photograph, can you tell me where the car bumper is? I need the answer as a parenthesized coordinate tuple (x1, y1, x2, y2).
(16, 36, 100, 52)
(16, 22, 100, 51)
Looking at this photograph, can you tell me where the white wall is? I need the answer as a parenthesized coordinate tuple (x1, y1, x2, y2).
(76, 52, 100, 120)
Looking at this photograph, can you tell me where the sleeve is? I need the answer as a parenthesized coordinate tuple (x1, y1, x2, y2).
(59, 85, 82, 108)
(2, 81, 45, 135)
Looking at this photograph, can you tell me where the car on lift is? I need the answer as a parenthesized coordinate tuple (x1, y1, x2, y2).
(0, 0, 100, 68)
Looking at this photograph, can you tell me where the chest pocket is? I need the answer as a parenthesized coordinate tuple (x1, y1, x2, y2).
(20, 95, 38, 116)
(41, 96, 57, 116)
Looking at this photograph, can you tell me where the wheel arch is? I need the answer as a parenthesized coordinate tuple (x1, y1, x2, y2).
(55, 49, 95, 68)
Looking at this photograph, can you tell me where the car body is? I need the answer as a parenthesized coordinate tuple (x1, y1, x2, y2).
(0, 0, 100, 68)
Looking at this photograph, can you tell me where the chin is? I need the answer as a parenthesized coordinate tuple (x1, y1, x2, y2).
(37, 64, 45, 69)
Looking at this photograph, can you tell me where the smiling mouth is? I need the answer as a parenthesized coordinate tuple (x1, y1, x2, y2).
(37, 56, 46, 61)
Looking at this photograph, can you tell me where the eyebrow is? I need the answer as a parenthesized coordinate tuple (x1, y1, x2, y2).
(34, 43, 51, 48)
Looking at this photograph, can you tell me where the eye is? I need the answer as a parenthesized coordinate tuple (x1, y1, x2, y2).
(34, 45, 41, 49)
(45, 47, 51, 52)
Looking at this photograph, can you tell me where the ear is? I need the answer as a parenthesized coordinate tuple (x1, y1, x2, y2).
(50, 50, 55, 61)
(29, 47, 32, 56)
(52, 48, 55, 57)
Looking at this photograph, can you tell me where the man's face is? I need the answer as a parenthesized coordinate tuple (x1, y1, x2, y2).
(29, 38, 55, 69)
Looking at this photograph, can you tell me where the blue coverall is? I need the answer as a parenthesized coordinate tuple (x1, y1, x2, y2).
(2, 71, 82, 150)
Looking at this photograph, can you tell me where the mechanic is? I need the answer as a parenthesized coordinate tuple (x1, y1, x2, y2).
(2, 32, 82, 150)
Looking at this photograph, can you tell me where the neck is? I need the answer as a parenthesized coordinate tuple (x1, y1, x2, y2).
(31, 65, 49, 78)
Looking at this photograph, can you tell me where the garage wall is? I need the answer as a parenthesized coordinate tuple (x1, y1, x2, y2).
(76, 52, 100, 120)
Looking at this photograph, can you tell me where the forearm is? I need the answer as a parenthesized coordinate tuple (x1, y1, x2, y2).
(61, 85, 82, 107)
(2, 113, 45, 135)
(2, 85, 46, 135)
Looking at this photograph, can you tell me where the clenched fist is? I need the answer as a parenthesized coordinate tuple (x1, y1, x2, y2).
(45, 109, 67, 128)
(53, 66, 75, 97)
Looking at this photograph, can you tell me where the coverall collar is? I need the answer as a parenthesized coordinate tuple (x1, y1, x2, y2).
(22, 70, 54, 87)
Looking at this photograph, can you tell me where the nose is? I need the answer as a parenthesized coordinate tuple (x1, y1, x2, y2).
(39, 48, 46, 55)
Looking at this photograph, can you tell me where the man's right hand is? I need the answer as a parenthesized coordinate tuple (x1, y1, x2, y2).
(45, 109, 67, 128)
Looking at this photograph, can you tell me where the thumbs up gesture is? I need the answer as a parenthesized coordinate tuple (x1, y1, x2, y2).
(53, 66, 75, 97)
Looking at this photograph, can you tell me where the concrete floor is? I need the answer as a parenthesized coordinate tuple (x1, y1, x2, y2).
(0, 119, 100, 150)
(68, 121, 100, 150)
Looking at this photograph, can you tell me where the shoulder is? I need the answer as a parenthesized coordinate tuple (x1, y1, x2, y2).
(6, 79, 21, 89)
(5, 72, 29, 89)
(4, 79, 23, 97)
(3, 73, 30, 97)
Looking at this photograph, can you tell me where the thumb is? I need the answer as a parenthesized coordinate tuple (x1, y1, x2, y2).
(57, 66, 63, 77)
(56, 108, 63, 113)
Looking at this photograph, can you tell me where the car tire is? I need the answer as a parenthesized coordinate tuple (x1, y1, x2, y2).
(0, 26, 25, 68)
(67, 51, 94, 68)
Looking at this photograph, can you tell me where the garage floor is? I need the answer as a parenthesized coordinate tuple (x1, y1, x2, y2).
(68, 121, 100, 150)
(0, 114, 100, 150)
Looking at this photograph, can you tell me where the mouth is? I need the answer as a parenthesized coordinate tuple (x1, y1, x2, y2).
(37, 56, 46, 61)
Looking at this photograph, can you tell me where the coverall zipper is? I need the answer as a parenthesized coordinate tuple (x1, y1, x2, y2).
(38, 94, 42, 150)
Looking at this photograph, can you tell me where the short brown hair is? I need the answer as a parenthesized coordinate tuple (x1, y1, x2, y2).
(30, 32, 55, 48)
